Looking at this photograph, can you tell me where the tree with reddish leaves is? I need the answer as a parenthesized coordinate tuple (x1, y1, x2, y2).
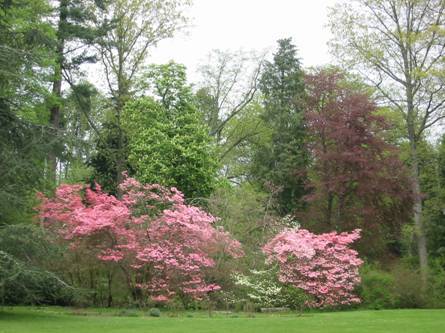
(263, 228, 363, 308)
(302, 70, 413, 258)
(38, 174, 243, 303)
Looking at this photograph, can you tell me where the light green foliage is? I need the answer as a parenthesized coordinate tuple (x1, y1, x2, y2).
(216, 99, 271, 181)
(206, 184, 282, 302)
(140, 62, 194, 111)
(208, 183, 279, 261)
(97, 0, 191, 109)
(329, 1, 445, 135)
(374, 106, 407, 146)
(123, 96, 217, 199)
(91, 0, 191, 191)
(195, 49, 263, 180)
(122, 62, 218, 199)
(196, 49, 261, 143)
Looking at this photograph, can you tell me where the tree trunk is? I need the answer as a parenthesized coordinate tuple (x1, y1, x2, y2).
(48, 0, 67, 184)
(326, 191, 334, 228)
(120, 264, 140, 302)
(410, 144, 429, 287)
(107, 271, 113, 307)
(404, 64, 428, 286)
(114, 53, 128, 197)
(89, 270, 97, 305)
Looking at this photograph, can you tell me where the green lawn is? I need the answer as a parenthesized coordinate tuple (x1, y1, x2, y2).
(1, 307, 444, 333)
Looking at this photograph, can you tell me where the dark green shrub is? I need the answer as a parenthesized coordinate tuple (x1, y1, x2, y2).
(391, 264, 425, 308)
(117, 309, 139, 317)
(165, 296, 186, 312)
(359, 265, 396, 309)
(0, 250, 75, 305)
(425, 259, 445, 308)
(0, 224, 75, 306)
(360, 261, 445, 309)
(149, 308, 161, 317)
(280, 285, 311, 311)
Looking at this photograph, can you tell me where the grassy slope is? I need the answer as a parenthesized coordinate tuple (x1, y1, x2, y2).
(1, 307, 444, 333)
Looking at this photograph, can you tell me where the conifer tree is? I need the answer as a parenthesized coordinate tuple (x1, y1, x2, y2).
(48, 0, 107, 182)
(251, 38, 308, 215)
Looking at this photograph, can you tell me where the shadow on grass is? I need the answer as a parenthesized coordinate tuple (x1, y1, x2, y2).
(0, 307, 64, 321)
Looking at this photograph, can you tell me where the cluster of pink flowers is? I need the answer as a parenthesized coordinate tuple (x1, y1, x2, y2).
(38, 174, 365, 306)
(263, 228, 363, 308)
(38, 174, 243, 301)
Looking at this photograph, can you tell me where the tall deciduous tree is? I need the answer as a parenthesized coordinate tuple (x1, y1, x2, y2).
(61, 82, 105, 183)
(122, 94, 217, 199)
(251, 38, 308, 215)
(118, 62, 218, 199)
(196, 50, 265, 182)
(196, 49, 262, 145)
(94, 0, 190, 189)
(329, 0, 445, 283)
(303, 70, 413, 258)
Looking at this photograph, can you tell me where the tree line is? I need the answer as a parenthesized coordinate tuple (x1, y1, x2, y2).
(1, 0, 445, 309)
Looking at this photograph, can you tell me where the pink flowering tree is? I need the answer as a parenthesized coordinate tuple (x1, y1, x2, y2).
(263, 228, 363, 308)
(38, 174, 243, 303)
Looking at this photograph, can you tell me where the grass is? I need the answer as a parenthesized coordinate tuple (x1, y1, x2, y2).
(1, 307, 445, 333)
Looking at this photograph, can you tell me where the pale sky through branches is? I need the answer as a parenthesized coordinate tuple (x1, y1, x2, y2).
(149, 0, 338, 81)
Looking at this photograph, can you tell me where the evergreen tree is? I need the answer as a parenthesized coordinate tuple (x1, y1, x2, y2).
(251, 38, 308, 215)
(89, 120, 132, 195)
(0, 0, 54, 224)
(48, 0, 108, 183)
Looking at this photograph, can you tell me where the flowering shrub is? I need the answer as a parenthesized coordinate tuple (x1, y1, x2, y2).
(232, 269, 309, 309)
(38, 174, 243, 301)
(232, 270, 283, 307)
(263, 228, 363, 308)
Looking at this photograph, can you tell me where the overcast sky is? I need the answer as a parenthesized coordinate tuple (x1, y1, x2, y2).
(149, 0, 339, 81)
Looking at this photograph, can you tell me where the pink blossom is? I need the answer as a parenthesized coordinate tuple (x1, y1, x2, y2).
(151, 295, 169, 302)
(263, 228, 363, 308)
(37, 173, 243, 301)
